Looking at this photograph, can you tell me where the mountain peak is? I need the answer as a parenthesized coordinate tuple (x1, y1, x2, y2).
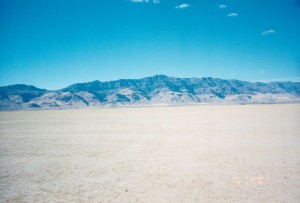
(152, 74, 169, 78)
(0, 84, 46, 92)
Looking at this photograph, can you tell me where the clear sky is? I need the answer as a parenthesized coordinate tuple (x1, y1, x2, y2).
(0, 0, 300, 89)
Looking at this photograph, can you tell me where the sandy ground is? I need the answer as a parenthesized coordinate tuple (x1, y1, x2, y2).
(0, 104, 300, 202)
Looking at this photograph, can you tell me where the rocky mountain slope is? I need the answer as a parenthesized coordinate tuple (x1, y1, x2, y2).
(1, 75, 300, 110)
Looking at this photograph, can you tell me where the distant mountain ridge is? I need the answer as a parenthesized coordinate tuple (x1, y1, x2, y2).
(1, 75, 300, 110)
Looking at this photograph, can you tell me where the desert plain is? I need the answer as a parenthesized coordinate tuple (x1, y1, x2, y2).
(0, 104, 300, 202)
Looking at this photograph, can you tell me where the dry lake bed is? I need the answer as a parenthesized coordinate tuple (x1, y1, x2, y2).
(0, 104, 300, 202)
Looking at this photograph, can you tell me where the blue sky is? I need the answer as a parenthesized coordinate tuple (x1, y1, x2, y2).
(0, 0, 300, 89)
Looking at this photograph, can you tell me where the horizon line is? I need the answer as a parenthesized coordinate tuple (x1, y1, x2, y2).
(1, 75, 300, 91)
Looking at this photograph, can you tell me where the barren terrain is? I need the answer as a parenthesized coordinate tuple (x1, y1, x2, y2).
(0, 104, 300, 202)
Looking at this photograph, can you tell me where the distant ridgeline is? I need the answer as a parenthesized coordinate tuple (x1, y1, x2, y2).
(1, 75, 300, 110)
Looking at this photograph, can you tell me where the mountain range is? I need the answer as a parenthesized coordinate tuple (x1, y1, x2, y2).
(1, 75, 300, 110)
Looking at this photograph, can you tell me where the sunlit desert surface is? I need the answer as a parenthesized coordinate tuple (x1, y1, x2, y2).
(0, 104, 300, 202)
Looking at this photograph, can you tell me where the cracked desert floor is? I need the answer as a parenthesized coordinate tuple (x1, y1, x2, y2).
(0, 104, 300, 202)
